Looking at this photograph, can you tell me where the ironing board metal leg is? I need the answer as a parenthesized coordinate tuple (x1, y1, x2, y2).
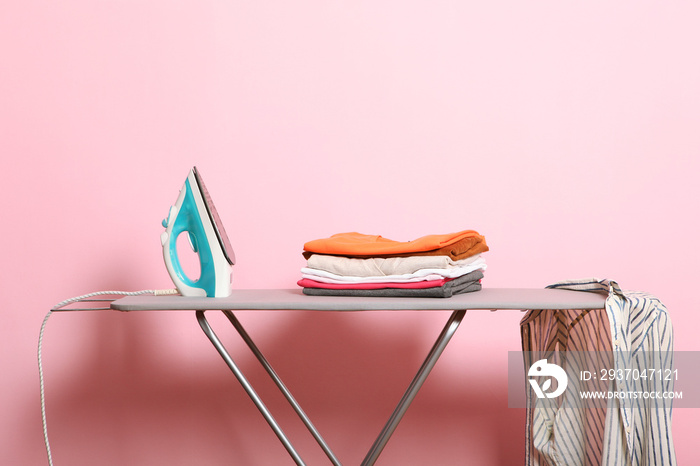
(221, 310, 342, 466)
(196, 311, 306, 466)
(361, 309, 467, 466)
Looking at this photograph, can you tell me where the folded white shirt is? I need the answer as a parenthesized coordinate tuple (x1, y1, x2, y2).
(306, 253, 484, 277)
(301, 257, 487, 284)
(300, 272, 449, 284)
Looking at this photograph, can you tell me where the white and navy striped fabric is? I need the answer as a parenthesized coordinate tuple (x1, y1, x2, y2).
(520, 278, 677, 466)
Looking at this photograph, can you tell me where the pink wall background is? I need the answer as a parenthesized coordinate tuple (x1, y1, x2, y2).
(2, 1, 699, 464)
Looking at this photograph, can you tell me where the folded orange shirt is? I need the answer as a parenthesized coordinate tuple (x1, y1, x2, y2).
(303, 230, 488, 260)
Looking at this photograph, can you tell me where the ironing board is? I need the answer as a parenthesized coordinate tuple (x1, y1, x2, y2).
(111, 288, 606, 466)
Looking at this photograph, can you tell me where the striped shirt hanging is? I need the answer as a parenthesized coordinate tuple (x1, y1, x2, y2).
(520, 278, 677, 466)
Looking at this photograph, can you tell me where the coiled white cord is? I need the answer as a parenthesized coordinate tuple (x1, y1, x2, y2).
(38, 289, 178, 465)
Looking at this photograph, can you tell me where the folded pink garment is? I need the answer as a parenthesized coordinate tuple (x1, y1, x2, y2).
(297, 277, 453, 290)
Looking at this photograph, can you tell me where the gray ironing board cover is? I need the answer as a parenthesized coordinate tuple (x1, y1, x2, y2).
(111, 288, 606, 312)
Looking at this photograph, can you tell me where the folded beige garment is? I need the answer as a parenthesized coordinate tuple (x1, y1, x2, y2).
(306, 253, 484, 277)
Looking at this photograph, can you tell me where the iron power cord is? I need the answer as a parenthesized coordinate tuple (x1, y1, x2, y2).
(38, 288, 179, 466)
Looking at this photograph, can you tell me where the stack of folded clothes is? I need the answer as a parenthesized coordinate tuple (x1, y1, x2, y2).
(298, 230, 488, 298)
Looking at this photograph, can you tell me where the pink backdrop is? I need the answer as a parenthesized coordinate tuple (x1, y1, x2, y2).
(2, 1, 699, 464)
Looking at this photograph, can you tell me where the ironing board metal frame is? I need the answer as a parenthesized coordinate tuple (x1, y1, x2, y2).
(196, 309, 340, 466)
(111, 288, 607, 465)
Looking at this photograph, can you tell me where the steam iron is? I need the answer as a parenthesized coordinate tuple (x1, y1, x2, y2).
(161, 167, 235, 297)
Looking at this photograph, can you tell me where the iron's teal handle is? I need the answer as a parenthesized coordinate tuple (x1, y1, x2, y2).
(169, 225, 200, 289)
